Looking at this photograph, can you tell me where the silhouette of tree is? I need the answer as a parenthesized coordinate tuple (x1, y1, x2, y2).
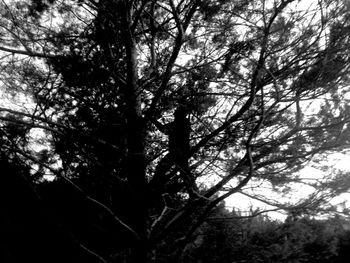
(1, 0, 350, 262)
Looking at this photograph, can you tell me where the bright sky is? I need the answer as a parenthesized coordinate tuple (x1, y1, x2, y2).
(224, 151, 350, 221)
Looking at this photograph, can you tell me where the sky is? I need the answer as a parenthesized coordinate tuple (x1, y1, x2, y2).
(224, 151, 350, 220)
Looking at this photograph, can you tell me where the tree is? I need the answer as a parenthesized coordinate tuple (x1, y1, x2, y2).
(1, 0, 350, 262)
(183, 208, 349, 263)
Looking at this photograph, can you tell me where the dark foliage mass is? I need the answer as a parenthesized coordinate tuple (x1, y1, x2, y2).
(181, 206, 350, 263)
(1, 0, 350, 262)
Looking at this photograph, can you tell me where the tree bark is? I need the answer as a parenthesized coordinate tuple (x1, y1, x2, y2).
(121, 3, 149, 263)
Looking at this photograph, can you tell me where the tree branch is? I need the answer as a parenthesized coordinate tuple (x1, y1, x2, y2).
(145, 0, 199, 121)
(12, 145, 141, 241)
(0, 45, 56, 58)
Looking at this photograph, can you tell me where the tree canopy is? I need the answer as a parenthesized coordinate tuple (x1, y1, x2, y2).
(1, 0, 350, 262)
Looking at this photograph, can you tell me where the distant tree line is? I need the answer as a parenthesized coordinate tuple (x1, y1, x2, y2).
(179, 205, 350, 263)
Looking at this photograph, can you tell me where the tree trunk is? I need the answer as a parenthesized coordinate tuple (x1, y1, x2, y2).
(121, 4, 149, 263)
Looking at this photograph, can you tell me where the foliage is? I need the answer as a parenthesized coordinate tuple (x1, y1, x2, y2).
(182, 208, 350, 263)
(1, 0, 350, 262)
